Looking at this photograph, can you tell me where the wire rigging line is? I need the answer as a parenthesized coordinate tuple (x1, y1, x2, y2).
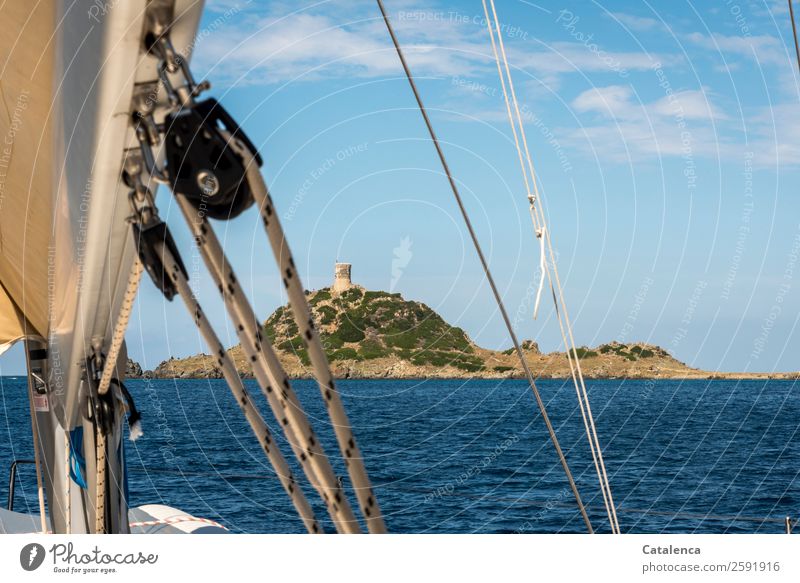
(375, 0, 593, 533)
(790, 0, 800, 75)
(480, 0, 620, 534)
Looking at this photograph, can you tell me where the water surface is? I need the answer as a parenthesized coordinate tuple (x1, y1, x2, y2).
(1, 377, 797, 533)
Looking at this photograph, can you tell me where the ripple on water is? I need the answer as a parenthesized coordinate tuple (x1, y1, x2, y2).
(0, 377, 797, 533)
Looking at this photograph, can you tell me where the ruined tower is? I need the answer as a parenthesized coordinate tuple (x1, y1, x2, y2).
(333, 262, 353, 293)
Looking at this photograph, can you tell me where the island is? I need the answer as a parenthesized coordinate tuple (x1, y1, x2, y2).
(127, 264, 797, 381)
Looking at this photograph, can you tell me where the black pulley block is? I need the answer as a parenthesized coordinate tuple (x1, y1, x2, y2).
(164, 98, 263, 220)
(132, 219, 188, 301)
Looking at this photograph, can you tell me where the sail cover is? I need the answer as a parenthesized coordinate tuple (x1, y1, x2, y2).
(0, 1, 55, 351)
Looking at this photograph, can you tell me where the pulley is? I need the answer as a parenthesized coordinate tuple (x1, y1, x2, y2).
(85, 356, 115, 437)
(163, 98, 262, 220)
(132, 218, 187, 301)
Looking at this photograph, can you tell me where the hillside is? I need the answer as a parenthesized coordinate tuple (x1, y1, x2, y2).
(137, 286, 793, 380)
(266, 286, 485, 373)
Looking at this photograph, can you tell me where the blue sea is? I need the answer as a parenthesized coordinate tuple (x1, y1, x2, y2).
(0, 377, 798, 533)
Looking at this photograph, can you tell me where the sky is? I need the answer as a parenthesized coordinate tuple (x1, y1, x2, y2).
(3, 0, 800, 375)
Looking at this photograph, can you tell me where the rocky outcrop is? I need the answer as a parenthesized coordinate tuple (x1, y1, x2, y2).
(126, 359, 143, 378)
(142, 287, 791, 380)
(151, 356, 224, 379)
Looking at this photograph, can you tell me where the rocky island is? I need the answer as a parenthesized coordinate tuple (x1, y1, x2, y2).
(128, 264, 796, 381)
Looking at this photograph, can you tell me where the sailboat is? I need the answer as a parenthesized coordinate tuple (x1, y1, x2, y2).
(0, 0, 627, 534)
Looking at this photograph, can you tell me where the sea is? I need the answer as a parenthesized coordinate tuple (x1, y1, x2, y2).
(0, 377, 797, 534)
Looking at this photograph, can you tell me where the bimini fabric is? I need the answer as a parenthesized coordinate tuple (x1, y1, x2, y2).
(0, 1, 55, 352)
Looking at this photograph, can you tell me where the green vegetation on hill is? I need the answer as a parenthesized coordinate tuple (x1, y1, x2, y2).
(149, 286, 725, 379)
(596, 342, 667, 361)
(264, 286, 483, 372)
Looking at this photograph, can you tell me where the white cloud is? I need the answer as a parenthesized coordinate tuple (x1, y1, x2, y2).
(749, 103, 800, 166)
(608, 12, 660, 32)
(764, 0, 790, 17)
(685, 32, 788, 66)
(565, 85, 728, 161)
(565, 83, 800, 166)
(193, 6, 492, 84)
(511, 41, 670, 77)
(572, 85, 639, 118)
(572, 86, 724, 122)
(205, 0, 251, 12)
(651, 89, 728, 120)
(192, 3, 677, 87)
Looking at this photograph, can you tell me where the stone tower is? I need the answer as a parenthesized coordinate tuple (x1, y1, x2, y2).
(333, 262, 353, 293)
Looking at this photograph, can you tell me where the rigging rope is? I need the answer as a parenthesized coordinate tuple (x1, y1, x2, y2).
(113, 147, 327, 532)
(97, 259, 144, 396)
(94, 428, 107, 533)
(376, 0, 593, 533)
(128, 29, 384, 533)
(480, 0, 620, 534)
(154, 238, 323, 534)
(93, 257, 143, 532)
(231, 138, 387, 533)
(174, 192, 363, 534)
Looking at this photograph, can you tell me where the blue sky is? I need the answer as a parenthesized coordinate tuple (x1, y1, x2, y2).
(3, 0, 800, 375)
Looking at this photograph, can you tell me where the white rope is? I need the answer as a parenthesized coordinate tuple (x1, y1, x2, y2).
(155, 239, 323, 534)
(94, 428, 107, 533)
(93, 256, 144, 532)
(174, 193, 362, 534)
(231, 140, 386, 533)
(485, 0, 618, 532)
(484, 0, 619, 533)
(98, 258, 143, 396)
(481, 0, 620, 533)
(533, 224, 546, 320)
(129, 99, 359, 531)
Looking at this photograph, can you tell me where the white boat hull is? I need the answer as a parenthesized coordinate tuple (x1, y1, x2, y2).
(1, 505, 228, 534)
